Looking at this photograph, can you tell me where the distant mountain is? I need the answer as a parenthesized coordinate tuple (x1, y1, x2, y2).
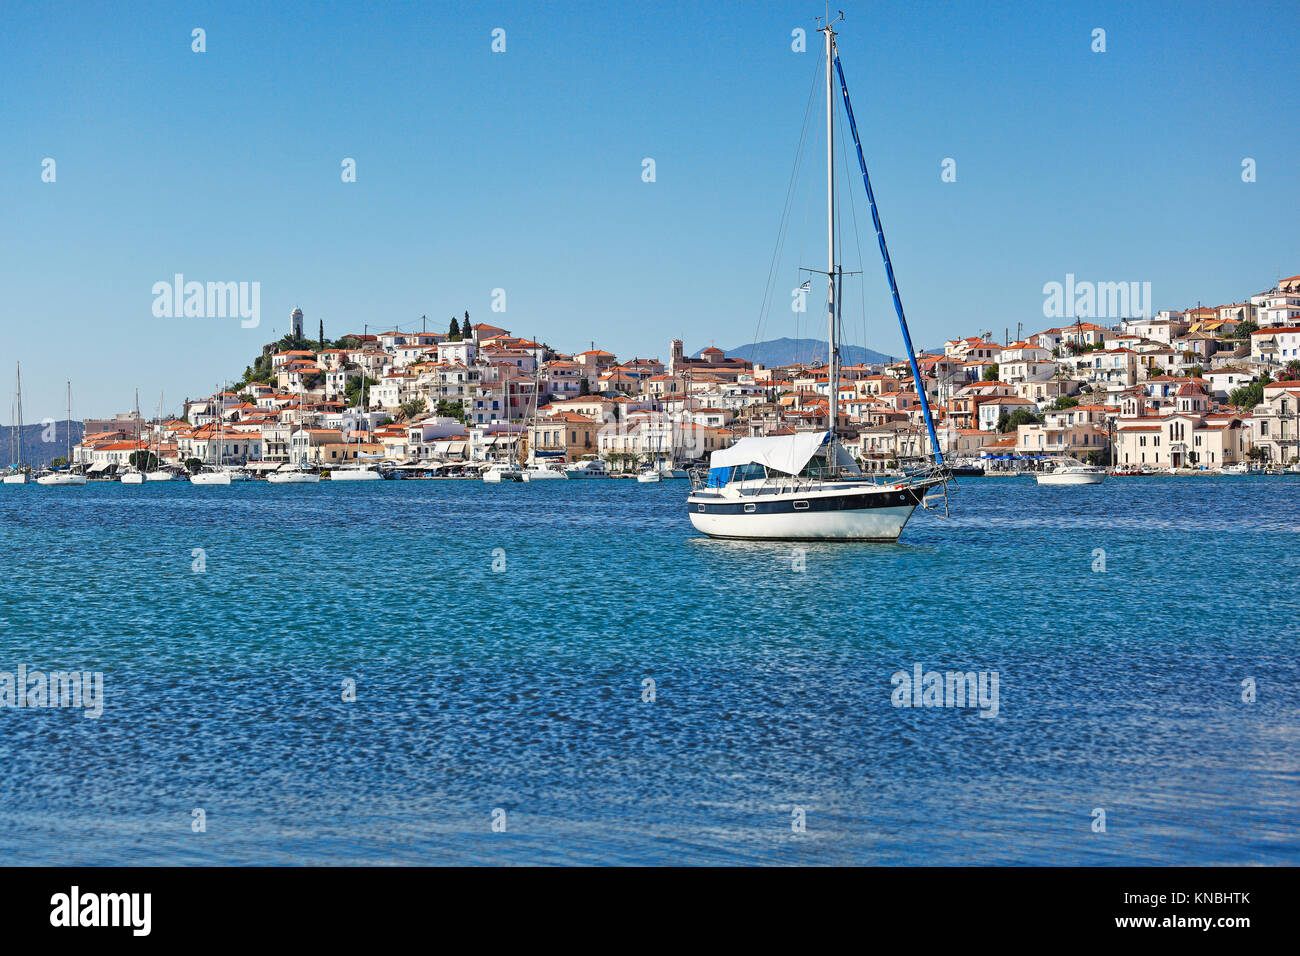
(0, 421, 84, 469)
(695, 337, 895, 367)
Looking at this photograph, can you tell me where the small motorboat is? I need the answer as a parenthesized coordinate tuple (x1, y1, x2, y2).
(1035, 458, 1105, 485)
(483, 461, 524, 483)
(564, 456, 610, 479)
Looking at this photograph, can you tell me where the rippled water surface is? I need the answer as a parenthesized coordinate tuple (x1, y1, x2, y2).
(1, 476, 1297, 865)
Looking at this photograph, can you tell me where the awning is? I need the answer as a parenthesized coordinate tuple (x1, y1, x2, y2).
(432, 440, 469, 456)
(88, 461, 113, 473)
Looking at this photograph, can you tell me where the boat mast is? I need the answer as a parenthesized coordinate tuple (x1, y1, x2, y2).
(823, 16, 839, 450)
(12, 363, 20, 471)
(65, 381, 72, 467)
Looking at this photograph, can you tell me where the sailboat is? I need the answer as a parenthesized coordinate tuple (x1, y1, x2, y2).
(521, 350, 566, 480)
(686, 15, 949, 540)
(120, 389, 146, 483)
(330, 377, 381, 480)
(36, 382, 88, 486)
(268, 376, 321, 483)
(191, 389, 232, 485)
(4, 363, 27, 484)
(637, 420, 666, 482)
(145, 391, 175, 479)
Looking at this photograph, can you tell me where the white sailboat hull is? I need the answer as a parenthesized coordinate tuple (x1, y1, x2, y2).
(2, 473, 28, 485)
(521, 468, 566, 481)
(689, 501, 919, 541)
(330, 468, 382, 481)
(145, 471, 174, 481)
(687, 482, 928, 542)
(37, 474, 87, 486)
(120, 472, 145, 484)
(267, 472, 321, 484)
(190, 472, 232, 485)
(637, 472, 661, 483)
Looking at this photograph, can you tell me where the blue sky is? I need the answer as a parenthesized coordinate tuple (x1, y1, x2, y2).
(2, 0, 1297, 419)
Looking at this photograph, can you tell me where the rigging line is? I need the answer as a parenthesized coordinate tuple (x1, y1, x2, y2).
(775, 58, 822, 368)
(836, 97, 869, 362)
(750, 54, 822, 363)
(796, 85, 819, 369)
(834, 51, 944, 466)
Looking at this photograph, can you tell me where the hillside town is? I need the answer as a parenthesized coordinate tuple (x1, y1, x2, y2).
(60, 275, 1300, 479)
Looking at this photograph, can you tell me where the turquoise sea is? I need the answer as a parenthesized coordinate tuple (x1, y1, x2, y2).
(0, 476, 1297, 865)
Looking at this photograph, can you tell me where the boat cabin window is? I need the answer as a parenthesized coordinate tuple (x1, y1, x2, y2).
(798, 453, 832, 479)
(731, 462, 768, 482)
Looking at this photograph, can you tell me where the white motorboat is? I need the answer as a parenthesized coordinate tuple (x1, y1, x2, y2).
(685, 17, 949, 541)
(564, 456, 610, 479)
(1221, 462, 1250, 475)
(1035, 458, 1106, 485)
(636, 469, 661, 483)
(483, 461, 524, 483)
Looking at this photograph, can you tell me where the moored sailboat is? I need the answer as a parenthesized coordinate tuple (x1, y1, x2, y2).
(36, 382, 88, 486)
(4, 363, 28, 484)
(119, 389, 146, 483)
(686, 15, 948, 541)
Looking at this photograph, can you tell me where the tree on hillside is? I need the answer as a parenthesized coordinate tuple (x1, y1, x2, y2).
(433, 399, 469, 423)
(1229, 373, 1273, 411)
(344, 375, 379, 408)
(399, 397, 427, 421)
(997, 408, 1043, 433)
(319, 320, 325, 350)
(1286, 359, 1300, 380)
(983, 364, 999, 381)
(449, 317, 460, 341)
(1230, 320, 1258, 340)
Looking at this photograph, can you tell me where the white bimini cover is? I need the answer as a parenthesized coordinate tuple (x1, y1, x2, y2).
(709, 431, 830, 476)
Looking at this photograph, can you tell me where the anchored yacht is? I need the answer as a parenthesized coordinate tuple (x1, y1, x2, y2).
(686, 15, 948, 541)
